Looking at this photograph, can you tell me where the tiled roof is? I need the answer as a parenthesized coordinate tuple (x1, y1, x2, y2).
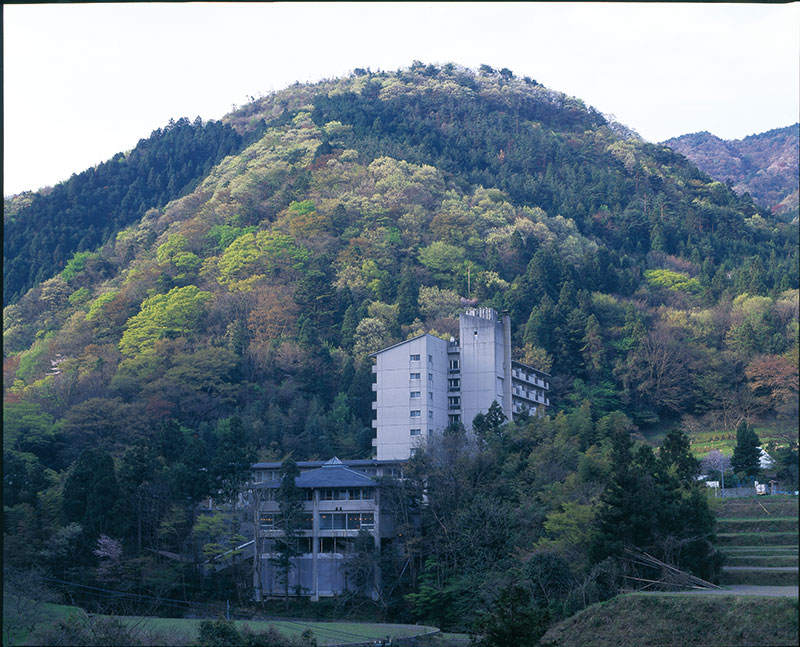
(254, 457, 378, 489)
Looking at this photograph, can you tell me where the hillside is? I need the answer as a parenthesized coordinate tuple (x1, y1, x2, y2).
(662, 124, 799, 218)
(3, 63, 798, 637)
(540, 594, 798, 646)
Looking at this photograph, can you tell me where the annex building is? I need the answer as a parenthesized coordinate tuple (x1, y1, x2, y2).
(249, 457, 405, 601)
(370, 307, 550, 460)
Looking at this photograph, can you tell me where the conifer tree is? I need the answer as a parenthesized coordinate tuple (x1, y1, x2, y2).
(731, 420, 761, 478)
(271, 457, 304, 606)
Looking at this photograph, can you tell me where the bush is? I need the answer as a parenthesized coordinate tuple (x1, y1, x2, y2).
(196, 620, 318, 647)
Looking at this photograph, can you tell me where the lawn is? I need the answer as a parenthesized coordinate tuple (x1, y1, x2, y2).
(119, 616, 434, 645)
(3, 602, 436, 647)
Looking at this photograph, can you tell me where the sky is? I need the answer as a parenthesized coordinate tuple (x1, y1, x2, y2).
(4, 1, 799, 196)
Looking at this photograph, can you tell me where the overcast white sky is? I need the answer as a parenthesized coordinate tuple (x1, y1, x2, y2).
(4, 1, 799, 196)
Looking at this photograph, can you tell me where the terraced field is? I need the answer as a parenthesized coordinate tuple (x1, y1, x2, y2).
(716, 496, 798, 591)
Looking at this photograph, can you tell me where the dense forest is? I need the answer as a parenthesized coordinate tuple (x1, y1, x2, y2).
(3, 63, 798, 642)
(3, 117, 253, 305)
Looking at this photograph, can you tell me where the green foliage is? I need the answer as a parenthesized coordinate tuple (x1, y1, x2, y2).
(85, 291, 119, 321)
(590, 429, 720, 580)
(2, 65, 797, 628)
(217, 231, 310, 289)
(731, 420, 762, 477)
(4, 117, 244, 305)
(14, 335, 53, 384)
(419, 241, 466, 278)
(63, 448, 120, 541)
(196, 619, 318, 647)
(60, 251, 97, 283)
(157, 233, 201, 273)
(119, 285, 212, 355)
(288, 199, 316, 216)
(270, 457, 306, 603)
(477, 584, 550, 647)
(645, 268, 702, 294)
(67, 287, 91, 307)
(205, 224, 258, 251)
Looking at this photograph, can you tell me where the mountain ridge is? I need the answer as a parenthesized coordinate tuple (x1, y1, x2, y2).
(662, 123, 799, 217)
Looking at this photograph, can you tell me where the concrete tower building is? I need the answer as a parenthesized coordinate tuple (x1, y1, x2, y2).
(371, 308, 549, 460)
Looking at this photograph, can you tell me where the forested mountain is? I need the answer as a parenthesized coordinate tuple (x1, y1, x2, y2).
(662, 124, 799, 218)
(4, 63, 798, 637)
(3, 117, 254, 305)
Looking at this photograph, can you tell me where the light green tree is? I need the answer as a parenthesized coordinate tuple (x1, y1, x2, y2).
(119, 286, 212, 356)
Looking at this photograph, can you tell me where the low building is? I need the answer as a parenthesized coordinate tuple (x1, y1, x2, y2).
(251, 457, 401, 601)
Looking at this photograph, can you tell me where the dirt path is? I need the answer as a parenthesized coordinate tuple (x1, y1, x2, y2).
(722, 566, 798, 572)
(674, 585, 798, 597)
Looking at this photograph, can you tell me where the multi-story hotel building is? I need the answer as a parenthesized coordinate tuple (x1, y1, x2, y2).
(370, 308, 550, 460)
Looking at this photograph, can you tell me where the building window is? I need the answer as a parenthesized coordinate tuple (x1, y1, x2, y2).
(428, 354, 433, 363)
(448, 378, 460, 391)
(410, 391, 420, 398)
(260, 513, 279, 530)
(449, 359, 460, 370)
(319, 488, 373, 501)
(449, 396, 461, 410)
(428, 373, 433, 382)
(410, 428, 421, 436)
(410, 410, 421, 418)
(428, 410, 433, 418)
(449, 414, 461, 425)
(410, 354, 420, 361)
(319, 512, 374, 531)
(410, 372, 421, 380)
(428, 391, 433, 399)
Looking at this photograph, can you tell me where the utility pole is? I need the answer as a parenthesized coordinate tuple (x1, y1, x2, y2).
(253, 487, 261, 602)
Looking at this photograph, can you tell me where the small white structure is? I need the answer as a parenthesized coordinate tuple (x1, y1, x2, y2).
(758, 447, 775, 470)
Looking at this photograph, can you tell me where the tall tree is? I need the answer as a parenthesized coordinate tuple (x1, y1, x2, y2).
(731, 420, 762, 478)
(270, 457, 305, 607)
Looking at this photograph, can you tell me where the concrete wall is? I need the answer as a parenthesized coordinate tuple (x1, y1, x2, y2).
(372, 335, 449, 460)
(459, 309, 507, 428)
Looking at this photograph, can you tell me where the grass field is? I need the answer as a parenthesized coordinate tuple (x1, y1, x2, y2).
(539, 594, 798, 647)
(674, 422, 795, 458)
(3, 601, 436, 647)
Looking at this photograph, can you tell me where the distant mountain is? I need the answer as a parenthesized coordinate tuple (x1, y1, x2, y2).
(662, 124, 799, 217)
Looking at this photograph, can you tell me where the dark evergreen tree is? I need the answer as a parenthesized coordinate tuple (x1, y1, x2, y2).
(63, 448, 121, 542)
(658, 428, 699, 483)
(731, 420, 762, 478)
(270, 456, 305, 607)
(397, 268, 420, 325)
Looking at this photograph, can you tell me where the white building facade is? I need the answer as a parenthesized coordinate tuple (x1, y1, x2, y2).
(371, 308, 550, 460)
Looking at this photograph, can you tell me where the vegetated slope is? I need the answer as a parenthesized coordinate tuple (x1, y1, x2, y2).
(662, 124, 799, 218)
(716, 496, 799, 588)
(539, 594, 798, 647)
(3, 117, 253, 306)
(3, 61, 798, 636)
(3, 63, 797, 460)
